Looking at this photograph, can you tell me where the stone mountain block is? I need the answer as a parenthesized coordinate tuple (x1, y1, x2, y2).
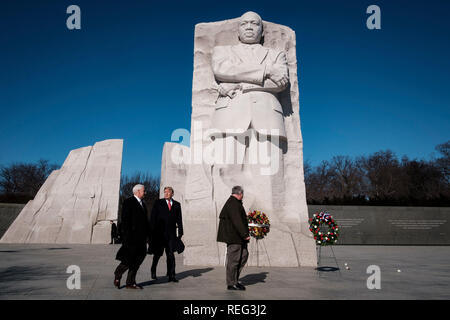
(0, 139, 123, 244)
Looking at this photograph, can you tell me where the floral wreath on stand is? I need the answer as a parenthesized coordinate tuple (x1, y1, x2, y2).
(309, 211, 339, 246)
(247, 210, 270, 239)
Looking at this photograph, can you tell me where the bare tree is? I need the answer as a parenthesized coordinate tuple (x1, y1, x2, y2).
(357, 150, 402, 201)
(118, 172, 160, 224)
(120, 172, 159, 201)
(304, 142, 450, 206)
(435, 141, 450, 184)
(401, 157, 445, 202)
(305, 160, 333, 203)
(328, 155, 364, 200)
(0, 159, 58, 203)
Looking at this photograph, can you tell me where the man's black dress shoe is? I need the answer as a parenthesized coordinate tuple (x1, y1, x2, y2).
(168, 276, 179, 283)
(114, 278, 120, 288)
(227, 285, 244, 291)
(236, 283, 246, 290)
(126, 284, 143, 289)
(151, 272, 157, 280)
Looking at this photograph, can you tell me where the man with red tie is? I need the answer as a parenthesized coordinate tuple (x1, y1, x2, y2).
(148, 186, 184, 282)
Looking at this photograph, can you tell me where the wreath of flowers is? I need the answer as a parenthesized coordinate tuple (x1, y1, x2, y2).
(309, 211, 339, 246)
(247, 210, 270, 240)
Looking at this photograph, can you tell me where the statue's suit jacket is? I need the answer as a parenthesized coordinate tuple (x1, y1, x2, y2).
(211, 43, 289, 138)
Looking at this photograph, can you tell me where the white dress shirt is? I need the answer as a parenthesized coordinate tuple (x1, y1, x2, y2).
(134, 195, 143, 207)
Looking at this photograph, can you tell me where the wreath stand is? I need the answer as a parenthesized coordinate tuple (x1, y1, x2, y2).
(248, 222, 270, 267)
(255, 239, 260, 267)
(316, 245, 341, 276)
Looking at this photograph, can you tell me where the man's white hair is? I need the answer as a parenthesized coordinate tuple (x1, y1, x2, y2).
(132, 184, 145, 194)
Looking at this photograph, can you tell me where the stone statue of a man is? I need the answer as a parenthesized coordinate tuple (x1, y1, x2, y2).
(211, 11, 289, 139)
(209, 11, 290, 212)
(160, 11, 317, 267)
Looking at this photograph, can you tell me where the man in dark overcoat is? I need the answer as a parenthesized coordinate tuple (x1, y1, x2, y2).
(217, 186, 250, 291)
(114, 184, 149, 289)
(110, 220, 118, 244)
(149, 186, 183, 282)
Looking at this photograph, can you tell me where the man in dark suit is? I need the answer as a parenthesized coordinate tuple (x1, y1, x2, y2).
(217, 186, 250, 291)
(114, 184, 149, 289)
(149, 186, 183, 282)
(110, 220, 118, 244)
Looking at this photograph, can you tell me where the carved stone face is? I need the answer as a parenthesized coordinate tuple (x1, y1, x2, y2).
(238, 11, 263, 44)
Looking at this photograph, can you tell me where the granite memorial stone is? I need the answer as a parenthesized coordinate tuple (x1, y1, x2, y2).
(0, 139, 123, 244)
(160, 12, 316, 267)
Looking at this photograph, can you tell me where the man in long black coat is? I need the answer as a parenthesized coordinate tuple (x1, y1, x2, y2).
(114, 184, 149, 289)
(217, 186, 250, 291)
(110, 220, 118, 244)
(149, 186, 183, 282)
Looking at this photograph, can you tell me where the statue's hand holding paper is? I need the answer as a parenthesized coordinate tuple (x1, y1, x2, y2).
(217, 83, 242, 98)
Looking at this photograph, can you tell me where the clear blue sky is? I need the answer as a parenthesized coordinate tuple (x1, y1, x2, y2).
(1, 0, 449, 176)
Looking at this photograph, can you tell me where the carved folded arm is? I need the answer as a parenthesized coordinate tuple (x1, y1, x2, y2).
(263, 51, 289, 92)
(275, 51, 289, 76)
(212, 47, 265, 85)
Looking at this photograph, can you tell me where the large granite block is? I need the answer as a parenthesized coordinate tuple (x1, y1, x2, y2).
(0, 139, 123, 244)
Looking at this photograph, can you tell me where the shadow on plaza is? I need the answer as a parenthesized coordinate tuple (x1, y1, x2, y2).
(139, 267, 214, 287)
(316, 266, 340, 272)
(0, 265, 64, 295)
(0, 247, 71, 253)
(240, 272, 269, 285)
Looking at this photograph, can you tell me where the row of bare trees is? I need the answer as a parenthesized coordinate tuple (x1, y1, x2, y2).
(0, 159, 58, 203)
(0, 159, 161, 207)
(304, 141, 450, 206)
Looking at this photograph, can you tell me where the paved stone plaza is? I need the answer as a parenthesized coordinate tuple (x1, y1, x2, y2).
(0, 244, 449, 300)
